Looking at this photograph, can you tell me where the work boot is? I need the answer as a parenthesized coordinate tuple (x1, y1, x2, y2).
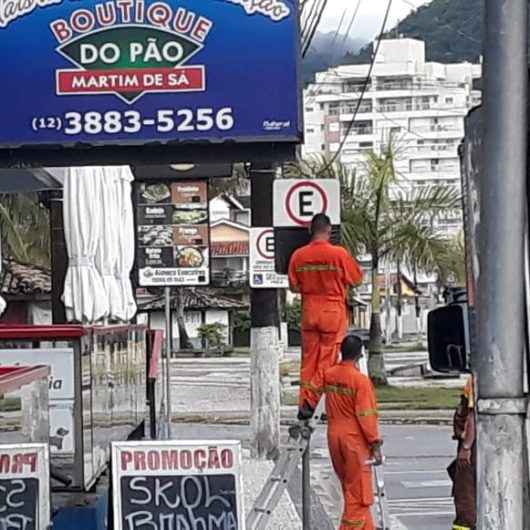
(297, 402, 315, 421)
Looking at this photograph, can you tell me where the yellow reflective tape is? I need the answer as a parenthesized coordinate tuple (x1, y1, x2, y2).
(357, 408, 379, 417)
(296, 264, 340, 272)
(341, 519, 365, 528)
(323, 384, 356, 398)
(452, 526, 472, 530)
(301, 381, 322, 394)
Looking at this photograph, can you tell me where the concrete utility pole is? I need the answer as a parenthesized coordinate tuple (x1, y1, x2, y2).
(477, 1, 528, 528)
(250, 164, 281, 459)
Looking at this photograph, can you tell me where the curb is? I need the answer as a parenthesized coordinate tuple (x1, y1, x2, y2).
(171, 409, 453, 426)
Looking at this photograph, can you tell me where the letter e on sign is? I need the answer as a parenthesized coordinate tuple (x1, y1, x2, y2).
(257, 229, 275, 260)
(273, 179, 341, 228)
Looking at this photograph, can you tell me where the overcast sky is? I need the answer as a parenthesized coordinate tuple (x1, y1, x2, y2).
(318, 0, 430, 41)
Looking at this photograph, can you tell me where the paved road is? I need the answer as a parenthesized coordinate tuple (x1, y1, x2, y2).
(310, 424, 455, 530)
(169, 356, 457, 529)
(171, 422, 455, 530)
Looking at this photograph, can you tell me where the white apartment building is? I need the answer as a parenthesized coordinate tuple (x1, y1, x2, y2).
(303, 38, 482, 235)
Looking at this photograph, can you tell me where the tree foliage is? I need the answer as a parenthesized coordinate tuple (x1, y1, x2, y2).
(0, 193, 50, 268)
(285, 151, 462, 384)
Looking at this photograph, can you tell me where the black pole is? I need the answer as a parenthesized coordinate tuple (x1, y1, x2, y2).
(250, 165, 279, 327)
(49, 190, 67, 324)
(250, 163, 280, 459)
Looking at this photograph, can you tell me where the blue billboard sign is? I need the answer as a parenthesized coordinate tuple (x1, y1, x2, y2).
(0, 0, 301, 148)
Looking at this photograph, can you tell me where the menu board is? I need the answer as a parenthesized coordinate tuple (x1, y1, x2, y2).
(136, 181, 210, 286)
(111, 440, 244, 530)
(0, 444, 50, 530)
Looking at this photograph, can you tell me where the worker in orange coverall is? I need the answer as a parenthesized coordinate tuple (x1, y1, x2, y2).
(288, 213, 363, 418)
(324, 334, 382, 530)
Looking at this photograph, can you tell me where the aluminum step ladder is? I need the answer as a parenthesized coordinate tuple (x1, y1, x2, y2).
(246, 400, 325, 530)
(370, 455, 391, 530)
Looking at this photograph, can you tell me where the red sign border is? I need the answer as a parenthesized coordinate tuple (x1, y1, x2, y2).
(256, 228, 274, 260)
(285, 181, 329, 227)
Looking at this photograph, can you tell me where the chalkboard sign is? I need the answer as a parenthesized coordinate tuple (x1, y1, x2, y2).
(0, 444, 50, 530)
(112, 441, 244, 530)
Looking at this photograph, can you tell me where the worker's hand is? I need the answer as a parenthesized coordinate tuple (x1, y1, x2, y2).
(457, 446, 472, 469)
(370, 443, 383, 466)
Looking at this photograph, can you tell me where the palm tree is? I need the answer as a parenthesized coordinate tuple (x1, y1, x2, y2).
(0, 193, 50, 268)
(286, 149, 460, 385)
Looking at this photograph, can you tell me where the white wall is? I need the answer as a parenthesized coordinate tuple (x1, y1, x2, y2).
(209, 196, 231, 223)
(145, 309, 231, 348)
(29, 302, 52, 325)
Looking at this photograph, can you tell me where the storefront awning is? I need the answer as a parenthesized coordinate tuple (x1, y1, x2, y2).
(0, 168, 65, 193)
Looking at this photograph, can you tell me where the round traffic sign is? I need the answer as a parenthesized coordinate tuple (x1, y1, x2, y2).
(285, 181, 329, 226)
(256, 229, 274, 260)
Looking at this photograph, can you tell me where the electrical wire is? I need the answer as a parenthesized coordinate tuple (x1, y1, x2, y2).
(336, 0, 363, 57)
(303, 0, 329, 57)
(301, 0, 319, 44)
(302, 0, 324, 47)
(328, 7, 348, 59)
(301, 0, 321, 48)
(320, 0, 394, 168)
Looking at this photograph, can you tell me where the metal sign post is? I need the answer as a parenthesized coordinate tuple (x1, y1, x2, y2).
(164, 286, 172, 439)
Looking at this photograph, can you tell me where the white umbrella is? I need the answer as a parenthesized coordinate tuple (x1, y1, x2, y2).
(63, 167, 108, 323)
(114, 166, 137, 321)
(95, 167, 122, 319)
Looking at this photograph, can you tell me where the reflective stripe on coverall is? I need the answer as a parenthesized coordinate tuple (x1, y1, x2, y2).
(323, 362, 381, 530)
(288, 240, 363, 408)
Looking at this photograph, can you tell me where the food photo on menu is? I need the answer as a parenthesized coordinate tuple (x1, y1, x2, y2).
(172, 208, 209, 225)
(175, 246, 207, 268)
(138, 225, 173, 247)
(140, 183, 171, 204)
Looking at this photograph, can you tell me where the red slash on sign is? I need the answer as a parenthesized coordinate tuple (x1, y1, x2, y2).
(57, 66, 205, 95)
(285, 181, 329, 226)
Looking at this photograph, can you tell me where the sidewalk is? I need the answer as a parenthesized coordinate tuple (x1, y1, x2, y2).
(242, 456, 302, 529)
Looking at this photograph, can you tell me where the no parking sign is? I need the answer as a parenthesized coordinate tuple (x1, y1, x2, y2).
(250, 228, 288, 288)
(273, 179, 341, 274)
(273, 179, 341, 227)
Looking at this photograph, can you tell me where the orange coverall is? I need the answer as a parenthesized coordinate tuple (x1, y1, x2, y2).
(324, 362, 381, 530)
(288, 240, 363, 408)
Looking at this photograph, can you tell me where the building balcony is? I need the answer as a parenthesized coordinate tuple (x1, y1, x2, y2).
(341, 127, 374, 137)
(376, 103, 432, 113)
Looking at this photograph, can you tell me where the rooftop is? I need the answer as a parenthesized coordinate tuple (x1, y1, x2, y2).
(211, 241, 249, 257)
(139, 288, 247, 312)
(0, 260, 51, 298)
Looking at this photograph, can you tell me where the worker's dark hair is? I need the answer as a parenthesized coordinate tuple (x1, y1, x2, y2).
(310, 213, 331, 235)
(341, 334, 363, 361)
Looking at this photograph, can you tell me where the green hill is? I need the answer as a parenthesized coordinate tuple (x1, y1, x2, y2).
(345, 0, 482, 65)
(303, 31, 365, 84)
